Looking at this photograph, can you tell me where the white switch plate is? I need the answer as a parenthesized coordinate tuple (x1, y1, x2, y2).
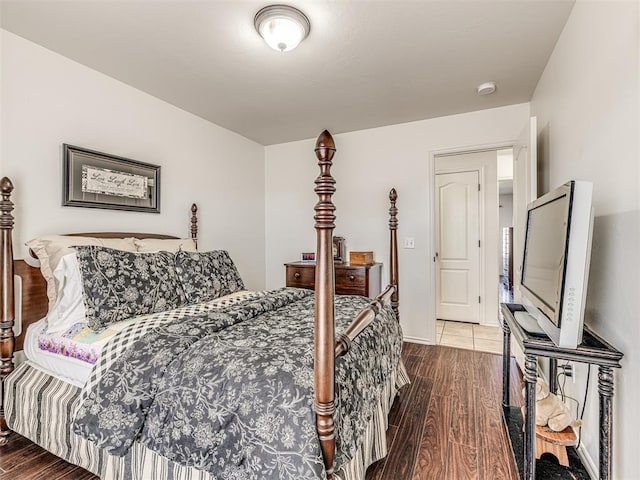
(404, 238, 415, 249)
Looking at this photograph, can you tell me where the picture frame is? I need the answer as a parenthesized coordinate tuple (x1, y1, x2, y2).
(333, 236, 346, 263)
(63, 144, 160, 213)
(301, 252, 315, 262)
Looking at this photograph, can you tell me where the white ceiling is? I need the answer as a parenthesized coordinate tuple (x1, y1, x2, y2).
(0, 0, 574, 145)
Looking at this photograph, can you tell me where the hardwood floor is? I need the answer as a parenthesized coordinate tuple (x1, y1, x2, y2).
(0, 433, 97, 479)
(0, 344, 521, 480)
(367, 343, 521, 479)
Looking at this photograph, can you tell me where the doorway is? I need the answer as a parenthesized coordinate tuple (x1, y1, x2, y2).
(434, 149, 501, 326)
(498, 148, 515, 295)
(429, 117, 537, 346)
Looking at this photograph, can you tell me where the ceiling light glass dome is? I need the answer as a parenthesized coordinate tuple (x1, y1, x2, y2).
(254, 5, 310, 52)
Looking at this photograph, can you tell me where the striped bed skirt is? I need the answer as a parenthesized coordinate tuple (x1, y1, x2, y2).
(5, 360, 409, 479)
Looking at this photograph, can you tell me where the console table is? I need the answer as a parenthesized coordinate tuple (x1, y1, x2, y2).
(500, 303, 623, 480)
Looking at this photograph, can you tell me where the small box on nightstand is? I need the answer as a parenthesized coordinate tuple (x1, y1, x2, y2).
(349, 251, 374, 265)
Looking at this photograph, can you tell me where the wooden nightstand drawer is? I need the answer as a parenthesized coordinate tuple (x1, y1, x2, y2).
(335, 266, 366, 295)
(285, 264, 315, 289)
(285, 262, 382, 298)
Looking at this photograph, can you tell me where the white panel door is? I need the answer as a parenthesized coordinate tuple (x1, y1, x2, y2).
(435, 170, 480, 322)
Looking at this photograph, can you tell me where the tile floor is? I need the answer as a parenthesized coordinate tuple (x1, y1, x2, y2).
(434, 279, 513, 355)
(436, 320, 504, 354)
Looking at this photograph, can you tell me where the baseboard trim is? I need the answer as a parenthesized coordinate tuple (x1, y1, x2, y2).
(577, 443, 598, 479)
(403, 335, 434, 345)
(479, 320, 500, 327)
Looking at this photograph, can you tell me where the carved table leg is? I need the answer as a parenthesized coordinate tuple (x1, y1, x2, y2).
(598, 366, 614, 480)
(524, 354, 537, 480)
(501, 319, 511, 408)
(548, 358, 558, 395)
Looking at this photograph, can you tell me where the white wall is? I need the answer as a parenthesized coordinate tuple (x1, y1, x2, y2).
(530, 1, 639, 477)
(265, 103, 529, 343)
(0, 30, 266, 290)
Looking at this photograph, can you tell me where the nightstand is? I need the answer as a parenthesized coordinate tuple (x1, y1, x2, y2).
(285, 262, 382, 298)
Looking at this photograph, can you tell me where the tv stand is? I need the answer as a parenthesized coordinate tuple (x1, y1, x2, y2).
(513, 310, 546, 335)
(500, 303, 623, 480)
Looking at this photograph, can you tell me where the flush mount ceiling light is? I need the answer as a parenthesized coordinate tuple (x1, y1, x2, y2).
(254, 4, 310, 52)
(476, 81, 497, 95)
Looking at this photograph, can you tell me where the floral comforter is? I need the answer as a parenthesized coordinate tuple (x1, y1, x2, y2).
(72, 287, 403, 479)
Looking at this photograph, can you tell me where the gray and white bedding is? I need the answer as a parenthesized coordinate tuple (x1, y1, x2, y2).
(26, 290, 260, 386)
(10, 245, 407, 479)
(6, 353, 408, 480)
(70, 287, 403, 479)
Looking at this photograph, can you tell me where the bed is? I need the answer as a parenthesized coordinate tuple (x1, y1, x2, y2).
(0, 130, 407, 479)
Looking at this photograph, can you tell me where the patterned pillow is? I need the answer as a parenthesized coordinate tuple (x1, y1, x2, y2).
(74, 246, 186, 331)
(175, 250, 245, 304)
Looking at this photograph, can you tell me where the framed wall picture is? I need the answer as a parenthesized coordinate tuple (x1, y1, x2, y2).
(63, 144, 160, 213)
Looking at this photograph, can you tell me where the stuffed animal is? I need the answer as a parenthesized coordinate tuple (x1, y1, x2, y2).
(524, 379, 582, 432)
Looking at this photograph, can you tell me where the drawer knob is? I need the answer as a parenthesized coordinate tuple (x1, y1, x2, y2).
(349, 275, 356, 281)
(294, 272, 301, 279)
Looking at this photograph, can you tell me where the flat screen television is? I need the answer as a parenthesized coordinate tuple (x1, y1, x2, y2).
(520, 180, 594, 349)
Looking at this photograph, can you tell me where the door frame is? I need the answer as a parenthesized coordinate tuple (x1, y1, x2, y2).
(434, 167, 483, 324)
(428, 141, 516, 334)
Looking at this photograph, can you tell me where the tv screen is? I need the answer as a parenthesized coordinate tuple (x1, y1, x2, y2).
(521, 193, 571, 326)
(519, 180, 593, 349)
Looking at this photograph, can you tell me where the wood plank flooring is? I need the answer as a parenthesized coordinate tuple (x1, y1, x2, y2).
(367, 343, 521, 480)
(0, 344, 521, 480)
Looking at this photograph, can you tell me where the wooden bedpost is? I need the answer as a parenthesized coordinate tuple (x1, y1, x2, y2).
(313, 130, 337, 478)
(389, 188, 399, 319)
(0, 177, 15, 444)
(190, 203, 198, 249)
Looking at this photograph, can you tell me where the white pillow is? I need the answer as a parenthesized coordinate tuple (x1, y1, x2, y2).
(45, 253, 87, 334)
(26, 235, 137, 309)
(134, 238, 197, 253)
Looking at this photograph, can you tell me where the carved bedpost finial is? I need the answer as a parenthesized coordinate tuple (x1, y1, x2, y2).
(0, 176, 15, 443)
(388, 188, 399, 319)
(314, 130, 337, 229)
(190, 203, 198, 249)
(389, 188, 398, 230)
(0, 177, 13, 195)
(315, 130, 336, 152)
(0, 178, 14, 230)
(313, 130, 337, 477)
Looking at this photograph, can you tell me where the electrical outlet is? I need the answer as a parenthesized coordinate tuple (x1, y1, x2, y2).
(403, 238, 415, 249)
(559, 363, 574, 382)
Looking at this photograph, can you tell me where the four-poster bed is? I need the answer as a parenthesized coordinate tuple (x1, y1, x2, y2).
(0, 130, 404, 479)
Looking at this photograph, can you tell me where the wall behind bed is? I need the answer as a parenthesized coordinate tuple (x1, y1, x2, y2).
(265, 103, 529, 343)
(0, 30, 265, 290)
